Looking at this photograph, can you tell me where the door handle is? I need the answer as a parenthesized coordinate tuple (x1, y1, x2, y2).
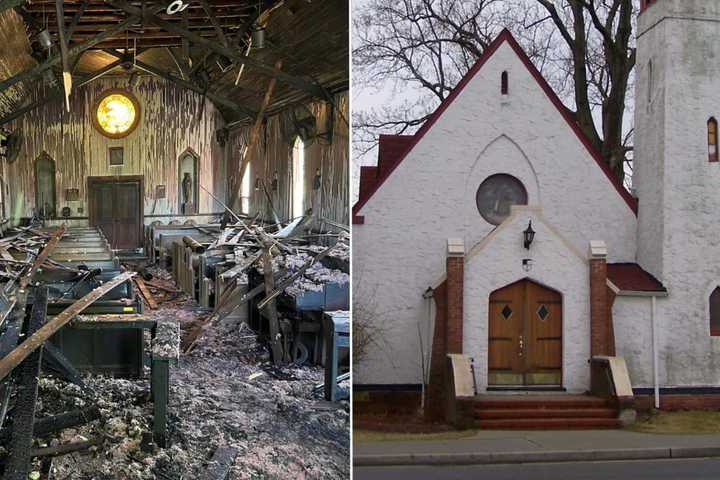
(518, 335, 524, 356)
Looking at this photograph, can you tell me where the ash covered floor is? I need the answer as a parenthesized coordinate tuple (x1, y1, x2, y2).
(29, 268, 350, 479)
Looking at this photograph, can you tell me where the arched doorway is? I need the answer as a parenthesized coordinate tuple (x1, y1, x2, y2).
(488, 279, 562, 387)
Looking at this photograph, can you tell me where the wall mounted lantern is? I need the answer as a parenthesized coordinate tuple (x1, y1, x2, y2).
(523, 221, 535, 249)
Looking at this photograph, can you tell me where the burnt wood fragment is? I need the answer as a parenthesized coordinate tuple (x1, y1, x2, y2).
(42, 342, 86, 388)
(198, 446, 239, 480)
(5, 286, 48, 480)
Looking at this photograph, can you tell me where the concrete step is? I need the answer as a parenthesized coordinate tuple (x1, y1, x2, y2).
(475, 407, 617, 420)
(475, 417, 622, 430)
(474, 395, 610, 410)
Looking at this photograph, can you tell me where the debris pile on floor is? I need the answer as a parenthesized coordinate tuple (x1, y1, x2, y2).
(0, 215, 349, 478)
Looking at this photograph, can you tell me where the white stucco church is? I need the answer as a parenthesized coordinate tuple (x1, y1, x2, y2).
(353, 0, 720, 424)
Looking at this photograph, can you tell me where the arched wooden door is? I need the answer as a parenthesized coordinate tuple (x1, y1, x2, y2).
(488, 279, 562, 387)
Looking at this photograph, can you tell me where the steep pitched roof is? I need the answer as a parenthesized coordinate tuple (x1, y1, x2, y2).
(353, 29, 638, 224)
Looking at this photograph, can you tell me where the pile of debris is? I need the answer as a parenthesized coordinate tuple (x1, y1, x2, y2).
(24, 299, 349, 479)
(0, 209, 350, 478)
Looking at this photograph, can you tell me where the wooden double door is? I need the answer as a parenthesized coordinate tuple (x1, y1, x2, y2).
(488, 279, 562, 387)
(88, 176, 143, 249)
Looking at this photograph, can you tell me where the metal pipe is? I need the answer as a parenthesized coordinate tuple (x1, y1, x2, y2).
(652, 295, 659, 409)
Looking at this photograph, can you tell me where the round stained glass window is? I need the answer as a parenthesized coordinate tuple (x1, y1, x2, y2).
(93, 90, 140, 138)
(476, 174, 528, 225)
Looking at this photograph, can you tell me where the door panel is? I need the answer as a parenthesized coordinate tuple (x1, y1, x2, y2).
(92, 182, 115, 244)
(488, 281, 524, 385)
(89, 177, 142, 249)
(488, 279, 562, 386)
(525, 281, 562, 385)
(114, 181, 141, 248)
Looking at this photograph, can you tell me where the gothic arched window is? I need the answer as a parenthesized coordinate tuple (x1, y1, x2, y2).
(179, 149, 199, 214)
(710, 287, 720, 335)
(501, 71, 509, 95)
(708, 118, 718, 162)
(292, 136, 305, 218)
(35, 153, 56, 218)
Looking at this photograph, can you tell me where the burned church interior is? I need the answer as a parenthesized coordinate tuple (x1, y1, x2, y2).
(0, 0, 349, 478)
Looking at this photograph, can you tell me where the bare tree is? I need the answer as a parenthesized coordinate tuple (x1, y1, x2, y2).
(353, 0, 637, 183)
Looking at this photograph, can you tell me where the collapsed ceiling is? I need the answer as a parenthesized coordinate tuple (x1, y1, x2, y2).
(0, 0, 349, 125)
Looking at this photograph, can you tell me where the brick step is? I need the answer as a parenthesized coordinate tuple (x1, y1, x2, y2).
(475, 407, 617, 420)
(476, 417, 622, 430)
(474, 395, 610, 410)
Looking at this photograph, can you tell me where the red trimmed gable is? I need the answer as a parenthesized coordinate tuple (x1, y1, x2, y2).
(352, 29, 638, 224)
(640, 0, 657, 13)
(608, 263, 667, 293)
(378, 134, 414, 178)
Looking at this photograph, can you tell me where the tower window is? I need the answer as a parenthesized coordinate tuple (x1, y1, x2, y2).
(708, 118, 718, 162)
(710, 287, 720, 335)
(292, 136, 305, 218)
(501, 71, 509, 95)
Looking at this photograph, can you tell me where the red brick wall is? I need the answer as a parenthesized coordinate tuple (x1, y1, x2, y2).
(426, 254, 465, 422)
(634, 394, 720, 412)
(590, 258, 612, 356)
(446, 256, 464, 353)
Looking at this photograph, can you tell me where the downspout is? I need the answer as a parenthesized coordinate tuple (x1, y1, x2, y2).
(652, 295, 659, 409)
(421, 287, 434, 411)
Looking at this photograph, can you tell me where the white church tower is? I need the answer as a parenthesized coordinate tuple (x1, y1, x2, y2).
(634, 0, 720, 385)
(636, 0, 720, 280)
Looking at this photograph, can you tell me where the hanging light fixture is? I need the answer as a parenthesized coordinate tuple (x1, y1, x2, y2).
(523, 221, 536, 250)
(251, 26, 266, 49)
(271, 171, 279, 191)
(37, 29, 52, 50)
(254, 177, 261, 191)
(251, 0, 266, 49)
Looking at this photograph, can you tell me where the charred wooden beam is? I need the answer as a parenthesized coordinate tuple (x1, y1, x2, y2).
(0, 13, 140, 96)
(20, 225, 65, 289)
(42, 342, 86, 388)
(108, 0, 329, 100)
(199, 0, 229, 47)
(4, 286, 48, 480)
(32, 436, 104, 458)
(0, 58, 124, 127)
(0, 406, 101, 444)
(66, 1, 89, 40)
(165, 47, 188, 79)
(261, 244, 284, 365)
(33, 406, 101, 438)
(0, 272, 135, 382)
(126, 57, 257, 119)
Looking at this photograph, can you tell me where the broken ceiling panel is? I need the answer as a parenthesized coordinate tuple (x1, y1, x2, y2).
(0, 9, 35, 118)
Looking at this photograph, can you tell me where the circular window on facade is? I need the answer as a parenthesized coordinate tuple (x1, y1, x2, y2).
(93, 90, 140, 138)
(476, 174, 528, 225)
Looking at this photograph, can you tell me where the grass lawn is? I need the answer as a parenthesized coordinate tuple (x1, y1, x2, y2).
(628, 410, 720, 434)
(353, 429, 478, 443)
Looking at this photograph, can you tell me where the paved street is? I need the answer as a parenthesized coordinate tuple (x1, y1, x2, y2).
(355, 458, 720, 480)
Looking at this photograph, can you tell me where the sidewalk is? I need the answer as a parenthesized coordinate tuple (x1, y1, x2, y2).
(353, 430, 720, 466)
